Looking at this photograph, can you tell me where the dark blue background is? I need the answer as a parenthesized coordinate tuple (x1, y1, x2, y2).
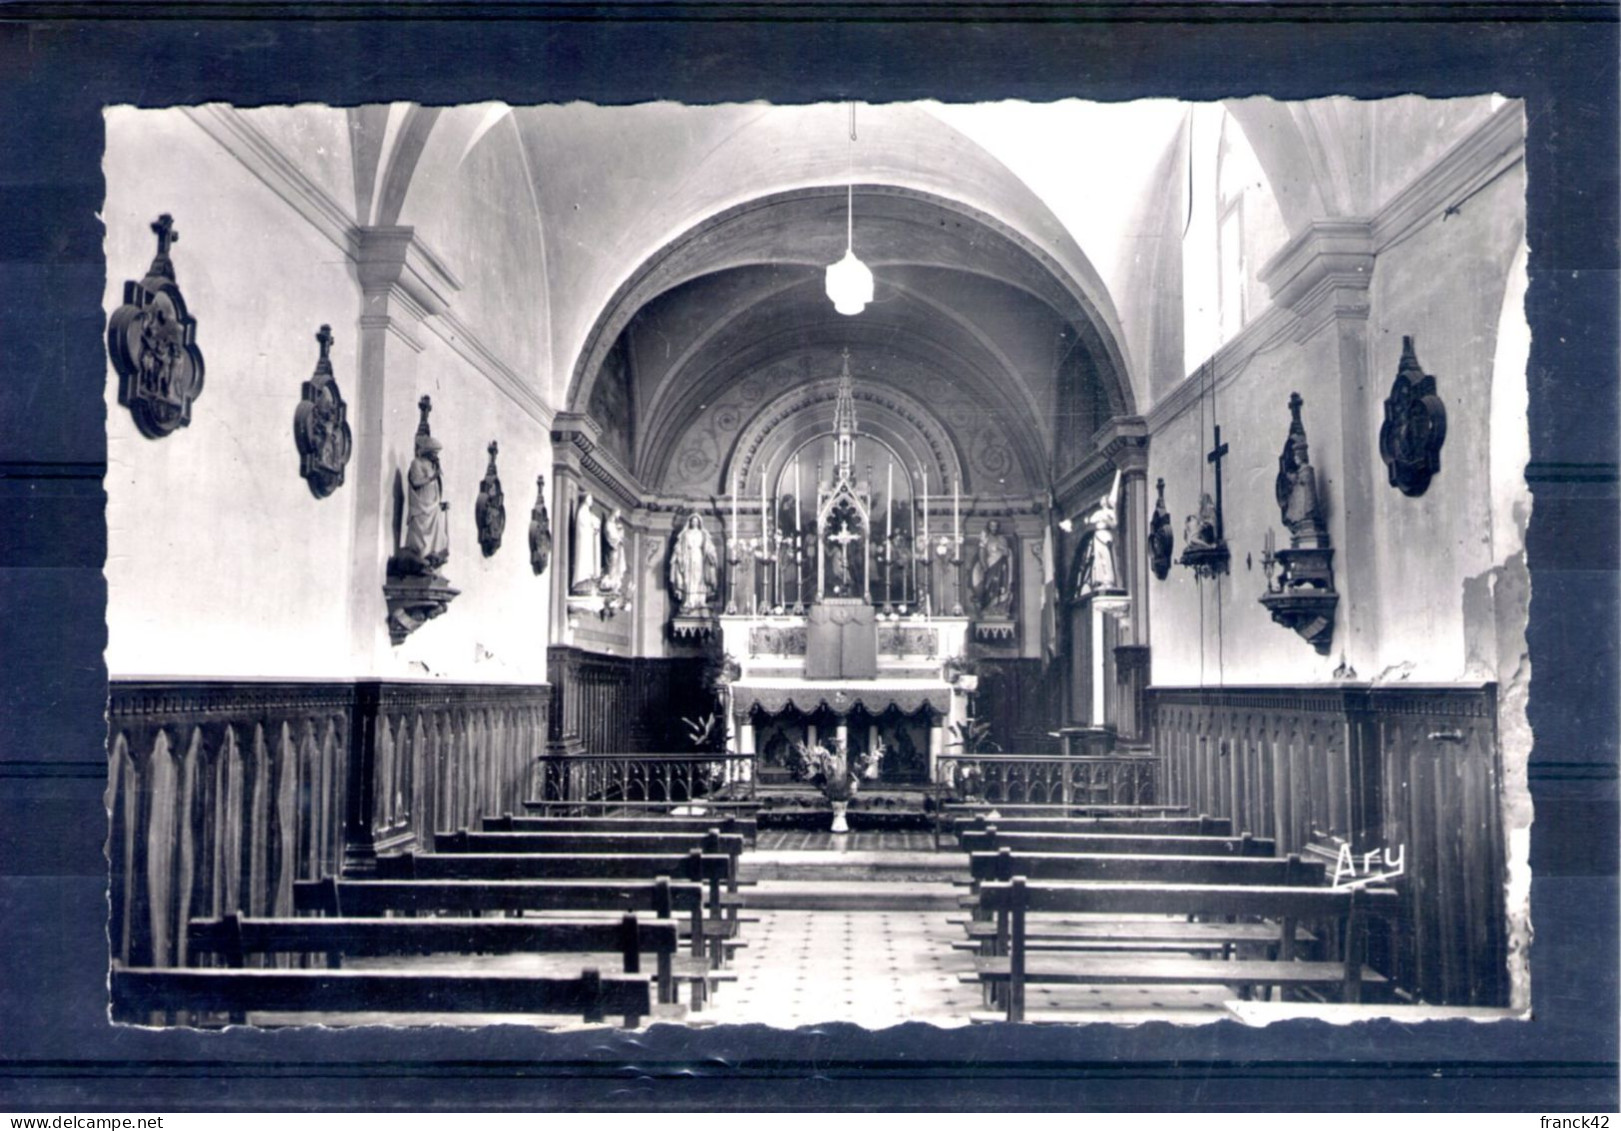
(0, 2, 1615, 1110)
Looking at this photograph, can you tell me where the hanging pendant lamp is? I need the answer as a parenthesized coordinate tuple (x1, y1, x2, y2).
(826, 104, 873, 316)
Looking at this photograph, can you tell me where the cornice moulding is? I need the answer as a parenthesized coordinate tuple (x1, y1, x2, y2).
(1372, 102, 1526, 254)
(182, 105, 557, 431)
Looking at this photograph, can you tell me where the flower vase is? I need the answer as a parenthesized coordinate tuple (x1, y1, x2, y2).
(830, 800, 850, 834)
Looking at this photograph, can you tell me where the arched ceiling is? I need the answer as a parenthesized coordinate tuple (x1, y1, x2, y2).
(572, 183, 1123, 499)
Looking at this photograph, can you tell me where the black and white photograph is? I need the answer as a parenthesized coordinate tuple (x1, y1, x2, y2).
(2, 3, 1616, 1113)
(102, 95, 1532, 1029)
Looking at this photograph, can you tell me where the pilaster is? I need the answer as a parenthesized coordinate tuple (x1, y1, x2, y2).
(348, 225, 462, 670)
(1260, 219, 1378, 666)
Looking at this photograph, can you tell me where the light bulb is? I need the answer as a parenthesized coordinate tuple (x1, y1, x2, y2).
(825, 248, 873, 316)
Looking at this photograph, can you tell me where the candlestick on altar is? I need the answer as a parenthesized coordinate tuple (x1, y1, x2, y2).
(953, 478, 960, 545)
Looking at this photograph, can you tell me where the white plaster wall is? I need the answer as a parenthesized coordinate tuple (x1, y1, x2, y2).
(399, 112, 549, 387)
(1362, 163, 1528, 682)
(1148, 333, 1346, 685)
(371, 332, 554, 683)
(104, 107, 361, 679)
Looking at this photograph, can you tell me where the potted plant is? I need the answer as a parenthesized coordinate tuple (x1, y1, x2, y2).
(945, 655, 980, 693)
(788, 734, 878, 833)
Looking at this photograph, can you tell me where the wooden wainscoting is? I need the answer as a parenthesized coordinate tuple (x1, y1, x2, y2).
(107, 680, 547, 967)
(1149, 683, 1506, 1006)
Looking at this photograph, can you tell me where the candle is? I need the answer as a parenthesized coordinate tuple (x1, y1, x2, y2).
(953, 477, 960, 544)
(732, 471, 739, 545)
(920, 464, 929, 546)
(1265, 527, 1276, 556)
(794, 459, 801, 533)
(887, 461, 894, 543)
(761, 466, 769, 543)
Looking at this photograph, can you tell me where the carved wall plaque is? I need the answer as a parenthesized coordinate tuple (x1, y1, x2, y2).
(476, 441, 506, 557)
(108, 214, 206, 439)
(529, 473, 552, 576)
(292, 325, 353, 498)
(1148, 477, 1174, 581)
(1379, 336, 1448, 497)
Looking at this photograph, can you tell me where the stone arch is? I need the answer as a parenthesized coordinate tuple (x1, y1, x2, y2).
(566, 185, 1137, 427)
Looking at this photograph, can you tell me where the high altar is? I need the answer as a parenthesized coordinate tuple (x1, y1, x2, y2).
(714, 352, 973, 784)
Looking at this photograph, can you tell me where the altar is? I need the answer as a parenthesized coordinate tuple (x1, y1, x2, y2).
(719, 611, 970, 784)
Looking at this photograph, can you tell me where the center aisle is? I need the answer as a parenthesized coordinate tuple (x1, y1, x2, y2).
(693, 904, 979, 1028)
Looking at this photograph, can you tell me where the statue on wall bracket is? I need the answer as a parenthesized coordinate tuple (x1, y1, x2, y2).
(1148, 477, 1174, 581)
(1178, 422, 1231, 579)
(109, 213, 206, 440)
(670, 511, 721, 639)
(528, 474, 552, 576)
(292, 325, 352, 499)
(1260, 392, 1338, 655)
(384, 395, 459, 645)
(969, 518, 1017, 642)
(1379, 335, 1448, 497)
(475, 441, 505, 557)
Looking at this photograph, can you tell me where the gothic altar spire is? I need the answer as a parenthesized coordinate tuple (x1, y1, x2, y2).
(834, 346, 858, 484)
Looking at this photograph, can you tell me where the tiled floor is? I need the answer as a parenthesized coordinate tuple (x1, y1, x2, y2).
(695, 905, 1233, 1029)
(697, 908, 980, 1028)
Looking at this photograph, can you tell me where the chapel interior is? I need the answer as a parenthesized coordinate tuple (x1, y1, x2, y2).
(103, 96, 1533, 1028)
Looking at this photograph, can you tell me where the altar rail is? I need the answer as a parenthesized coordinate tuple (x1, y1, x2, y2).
(533, 752, 759, 815)
(1149, 683, 1506, 1007)
(934, 752, 1158, 807)
(106, 679, 546, 968)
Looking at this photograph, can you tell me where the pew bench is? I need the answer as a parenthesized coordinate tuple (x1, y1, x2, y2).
(952, 815, 1233, 838)
(968, 879, 1399, 1022)
(953, 917, 1318, 959)
(187, 911, 721, 1013)
(297, 875, 742, 972)
(111, 963, 653, 1028)
(935, 803, 1191, 850)
(486, 813, 758, 844)
(376, 850, 738, 926)
(958, 829, 1277, 858)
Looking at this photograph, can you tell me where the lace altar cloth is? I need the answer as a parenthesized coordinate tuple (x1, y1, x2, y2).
(733, 677, 951, 718)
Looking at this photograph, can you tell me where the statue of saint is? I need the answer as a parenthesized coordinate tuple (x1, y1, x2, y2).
(1276, 393, 1326, 544)
(670, 514, 719, 613)
(572, 490, 602, 594)
(1185, 493, 1219, 550)
(599, 507, 627, 593)
(1077, 472, 1122, 596)
(970, 519, 1015, 618)
(404, 432, 449, 572)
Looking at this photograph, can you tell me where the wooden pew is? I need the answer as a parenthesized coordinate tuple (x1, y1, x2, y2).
(486, 813, 758, 844)
(375, 850, 736, 930)
(187, 911, 700, 1011)
(112, 963, 651, 1028)
(952, 815, 1233, 838)
(960, 850, 1324, 954)
(435, 829, 746, 873)
(971, 879, 1398, 1022)
(934, 802, 1189, 848)
(958, 829, 1276, 857)
(294, 874, 741, 974)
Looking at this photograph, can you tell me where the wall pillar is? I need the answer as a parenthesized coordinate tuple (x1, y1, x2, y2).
(349, 227, 459, 671)
(1259, 219, 1378, 666)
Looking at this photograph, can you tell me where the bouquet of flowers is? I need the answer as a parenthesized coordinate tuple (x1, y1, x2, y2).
(788, 735, 878, 803)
